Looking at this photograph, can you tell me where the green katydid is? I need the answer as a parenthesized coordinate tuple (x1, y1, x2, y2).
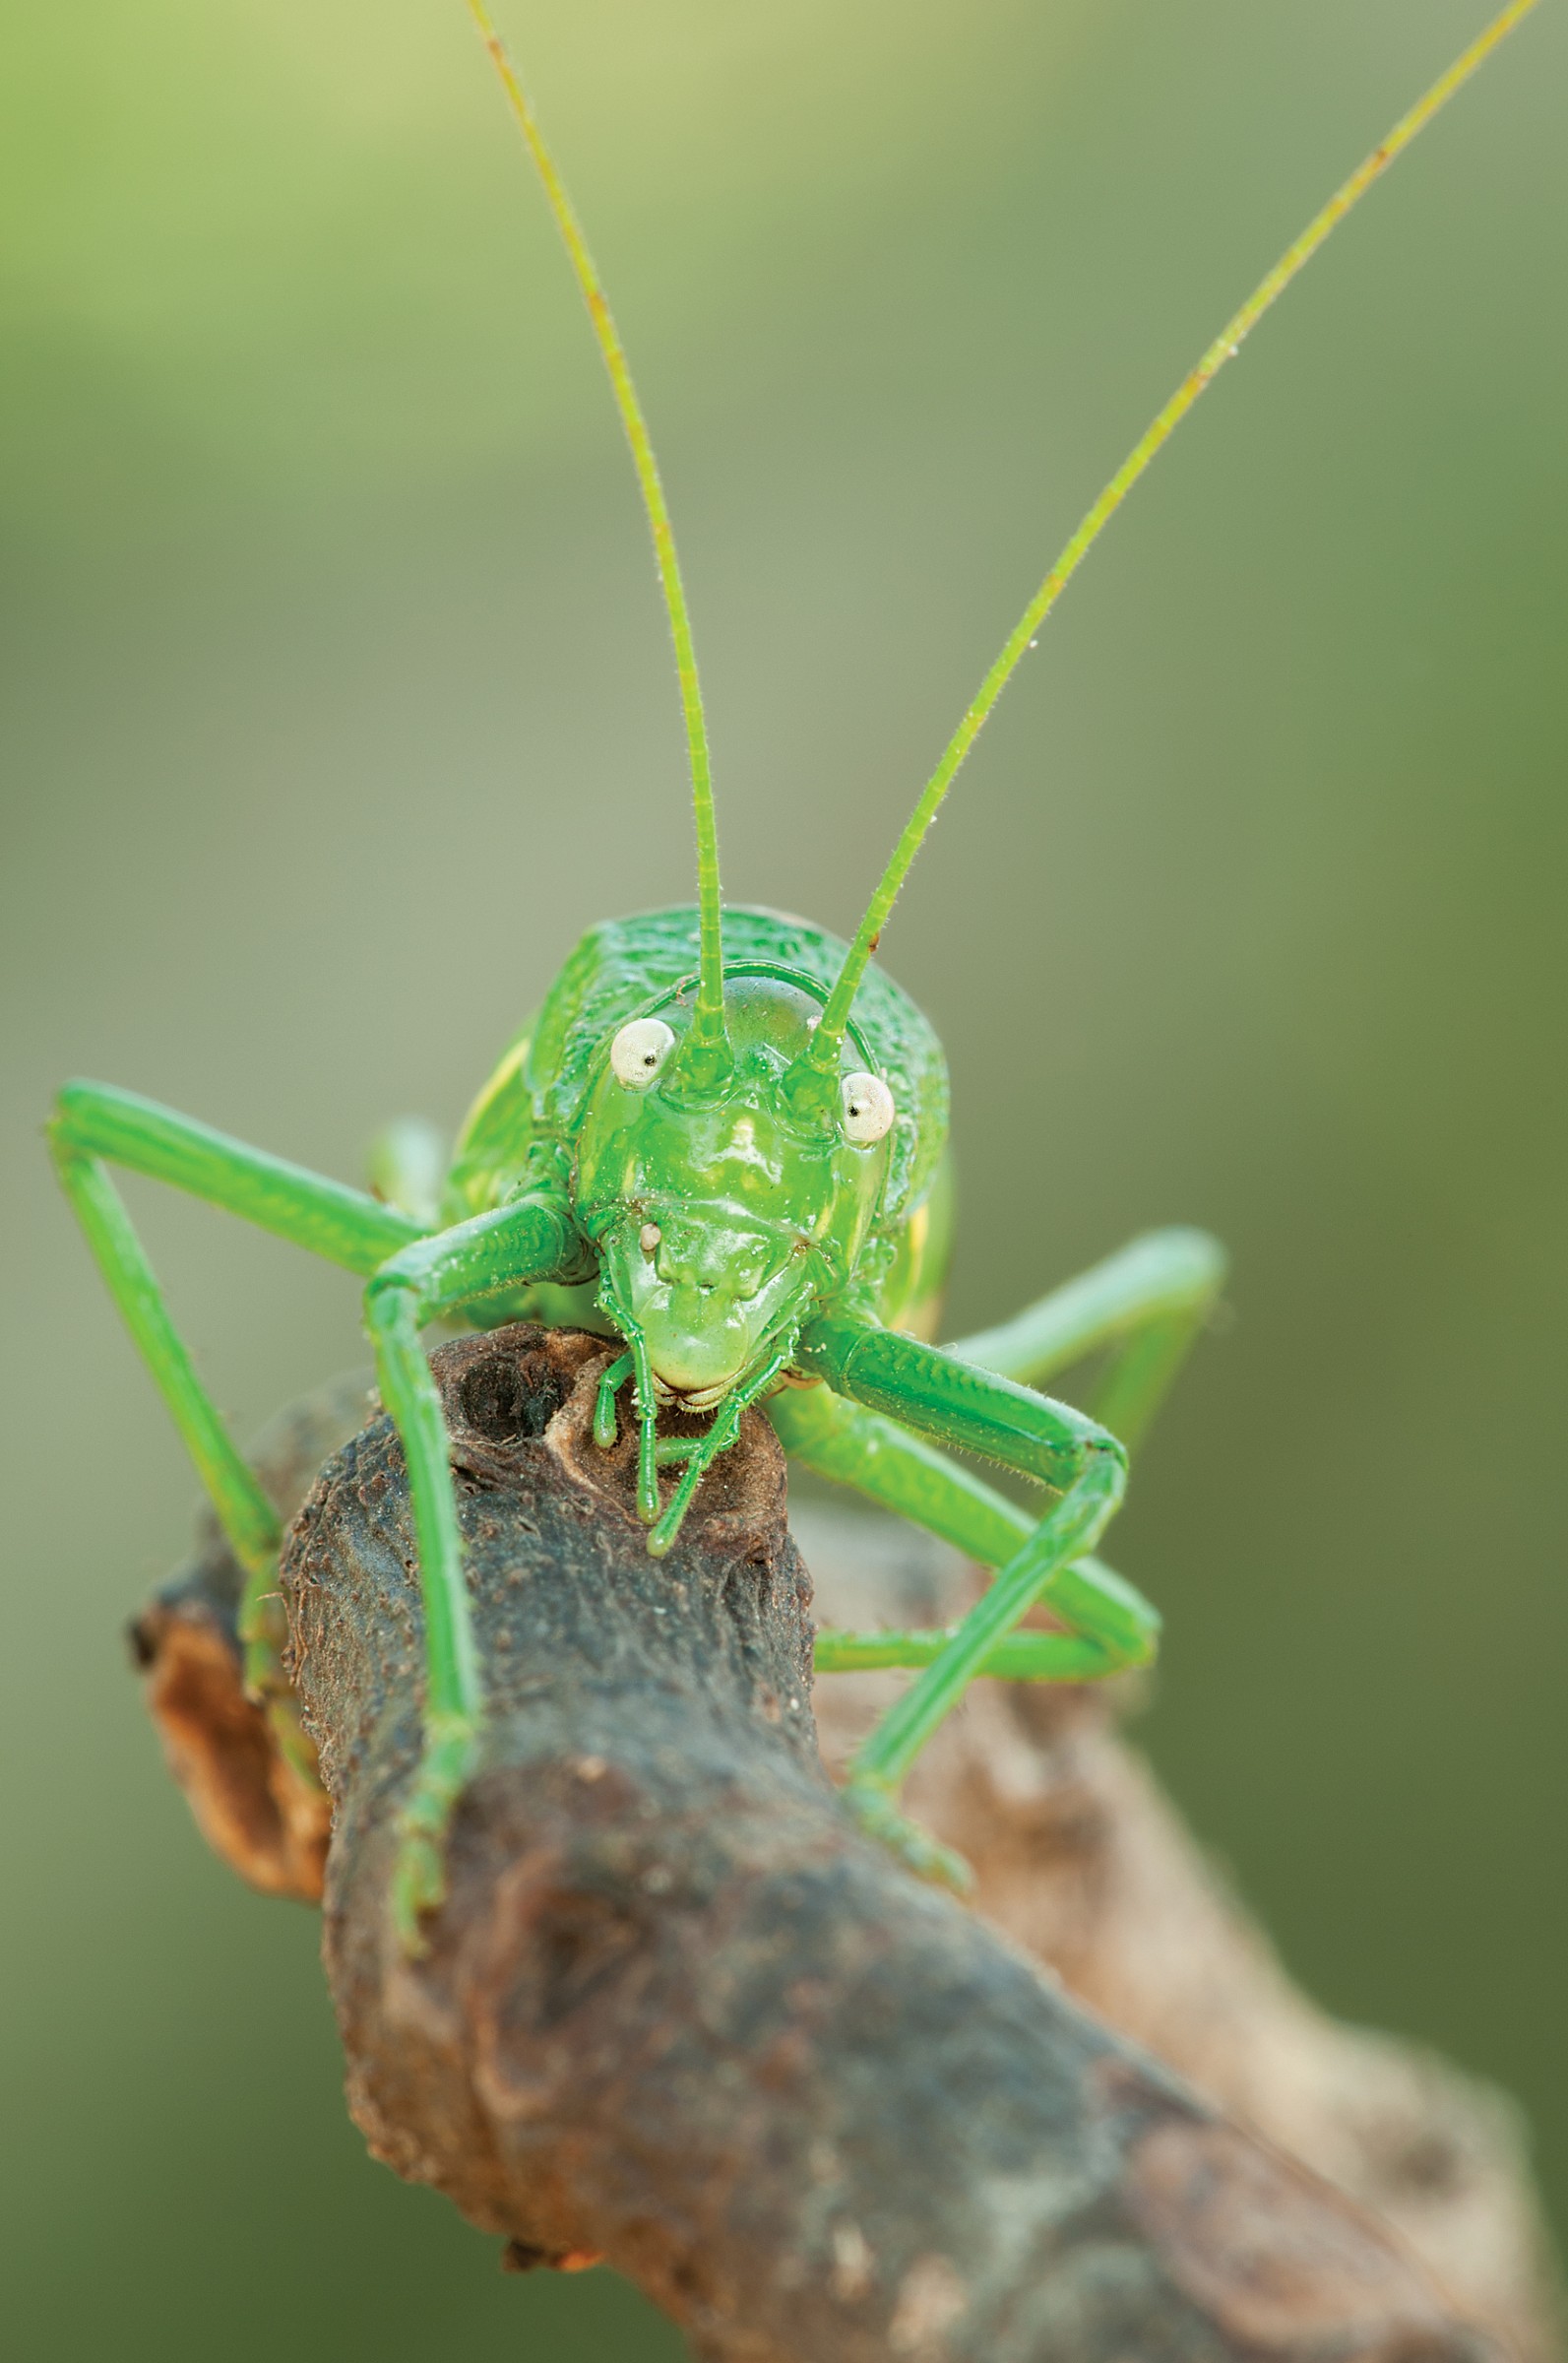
(49, 0, 1545, 1952)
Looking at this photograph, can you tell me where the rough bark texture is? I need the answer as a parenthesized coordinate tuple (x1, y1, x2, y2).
(802, 1525, 1560, 2363)
(134, 1324, 1560, 2363)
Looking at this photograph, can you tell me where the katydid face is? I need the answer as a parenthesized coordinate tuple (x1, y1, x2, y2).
(572, 976, 893, 1401)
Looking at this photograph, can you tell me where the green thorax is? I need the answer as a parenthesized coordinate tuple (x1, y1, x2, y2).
(444, 907, 952, 1345)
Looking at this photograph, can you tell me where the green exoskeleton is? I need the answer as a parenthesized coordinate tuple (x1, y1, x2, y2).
(49, 1, 1544, 1948)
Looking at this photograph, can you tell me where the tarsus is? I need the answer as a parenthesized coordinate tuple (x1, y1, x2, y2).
(809, 0, 1544, 1058)
(464, 1, 727, 1052)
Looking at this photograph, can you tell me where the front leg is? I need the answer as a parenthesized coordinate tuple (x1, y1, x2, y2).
(362, 1195, 586, 1949)
(796, 1315, 1134, 1885)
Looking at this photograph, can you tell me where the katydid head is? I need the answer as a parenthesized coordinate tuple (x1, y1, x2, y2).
(572, 973, 895, 1404)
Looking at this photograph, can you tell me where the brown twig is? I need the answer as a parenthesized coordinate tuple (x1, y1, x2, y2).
(133, 1324, 1555, 2361)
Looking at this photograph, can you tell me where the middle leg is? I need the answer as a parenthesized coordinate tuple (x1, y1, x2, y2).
(49, 1080, 432, 1776)
(945, 1226, 1225, 1450)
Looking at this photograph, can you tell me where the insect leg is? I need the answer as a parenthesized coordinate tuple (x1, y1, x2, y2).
(772, 1383, 1155, 1880)
(794, 1316, 1140, 1884)
(813, 1621, 1124, 1681)
(52, 1081, 425, 1268)
(646, 1351, 789, 1558)
(360, 1196, 588, 1949)
(49, 1081, 427, 1775)
(593, 1350, 634, 1449)
(773, 1386, 1156, 1668)
(946, 1226, 1225, 1450)
(628, 1331, 661, 1522)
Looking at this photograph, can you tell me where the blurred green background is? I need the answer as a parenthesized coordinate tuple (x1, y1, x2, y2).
(3, 2, 1564, 2353)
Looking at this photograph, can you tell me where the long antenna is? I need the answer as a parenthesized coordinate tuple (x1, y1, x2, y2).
(463, 1, 728, 1056)
(805, 0, 1543, 1065)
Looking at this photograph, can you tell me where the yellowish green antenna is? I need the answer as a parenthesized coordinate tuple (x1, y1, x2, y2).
(806, 0, 1544, 1065)
(463, 1, 728, 1056)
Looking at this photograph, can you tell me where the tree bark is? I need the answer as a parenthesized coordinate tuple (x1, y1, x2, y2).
(133, 1322, 1558, 2362)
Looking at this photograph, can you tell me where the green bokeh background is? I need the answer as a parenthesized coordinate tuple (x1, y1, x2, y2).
(4, 3, 1564, 2354)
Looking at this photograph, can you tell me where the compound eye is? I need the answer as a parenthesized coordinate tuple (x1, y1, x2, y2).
(841, 1070, 896, 1145)
(609, 1017, 676, 1090)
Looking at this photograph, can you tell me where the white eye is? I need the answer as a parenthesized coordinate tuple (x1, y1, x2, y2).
(841, 1070, 896, 1145)
(609, 1017, 676, 1089)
